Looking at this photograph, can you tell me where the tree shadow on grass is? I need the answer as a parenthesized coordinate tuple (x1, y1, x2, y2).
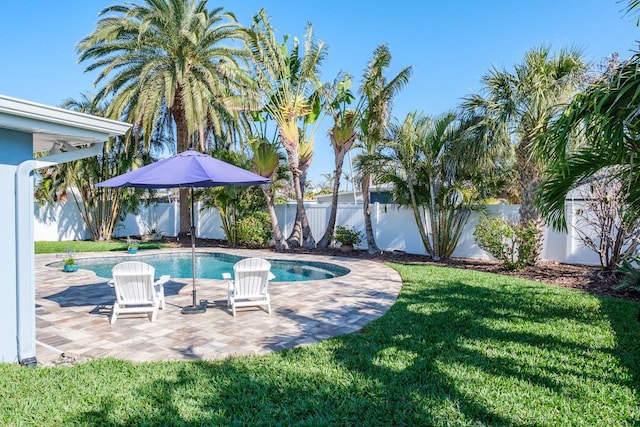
(58, 265, 640, 426)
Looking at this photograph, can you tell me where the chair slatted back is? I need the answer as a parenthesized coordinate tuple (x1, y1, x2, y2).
(112, 261, 156, 304)
(233, 258, 271, 297)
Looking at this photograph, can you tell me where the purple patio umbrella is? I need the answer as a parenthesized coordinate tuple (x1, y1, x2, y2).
(97, 149, 270, 314)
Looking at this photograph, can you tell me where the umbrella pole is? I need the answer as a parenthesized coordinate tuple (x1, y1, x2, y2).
(191, 224, 197, 308)
(181, 188, 206, 314)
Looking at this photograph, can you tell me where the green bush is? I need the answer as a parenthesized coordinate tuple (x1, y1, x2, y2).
(473, 216, 537, 270)
(236, 211, 272, 248)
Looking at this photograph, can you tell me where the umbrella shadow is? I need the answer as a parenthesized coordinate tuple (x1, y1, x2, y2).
(43, 280, 188, 308)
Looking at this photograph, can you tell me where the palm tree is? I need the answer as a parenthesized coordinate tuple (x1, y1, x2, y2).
(461, 45, 586, 260)
(35, 93, 156, 240)
(358, 111, 472, 259)
(251, 138, 289, 250)
(76, 0, 250, 235)
(356, 45, 413, 253)
(298, 137, 314, 196)
(538, 51, 640, 231)
(244, 9, 326, 248)
(316, 76, 359, 247)
(320, 173, 334, 191)
(537, 1, 640, 231)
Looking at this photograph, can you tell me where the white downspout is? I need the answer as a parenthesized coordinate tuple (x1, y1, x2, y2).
(15, 143, 103, 366)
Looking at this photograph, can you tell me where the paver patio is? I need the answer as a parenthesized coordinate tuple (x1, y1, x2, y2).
(35, 248, 402, 365)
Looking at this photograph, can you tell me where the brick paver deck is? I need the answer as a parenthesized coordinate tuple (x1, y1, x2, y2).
(35, 248, 402, 365)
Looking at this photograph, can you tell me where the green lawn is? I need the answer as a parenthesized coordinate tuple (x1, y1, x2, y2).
(35, 240, 168, 254)
(1, 264, 638, 426)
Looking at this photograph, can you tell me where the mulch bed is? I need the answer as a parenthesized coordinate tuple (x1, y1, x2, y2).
(163, 237, 640, 303)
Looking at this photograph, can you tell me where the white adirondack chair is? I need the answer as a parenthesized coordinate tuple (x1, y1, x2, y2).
(223, 257, 274, 317)
(109, 261, 169, 324)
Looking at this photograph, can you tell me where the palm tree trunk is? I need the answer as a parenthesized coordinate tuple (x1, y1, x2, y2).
(361, 174, 380, 254)
(287, 176, 315, 248)
(298, 166, 315, 248)
(172, 91, 192, 236)
(318, 151, 346, 248)
(411, 181, 434, 257)
(260, 184, 288, 251)
(517, 144, 543, 261)
(281, 131, 315, 248)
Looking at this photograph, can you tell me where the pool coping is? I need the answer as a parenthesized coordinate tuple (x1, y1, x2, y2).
(35, 248, 403, 365)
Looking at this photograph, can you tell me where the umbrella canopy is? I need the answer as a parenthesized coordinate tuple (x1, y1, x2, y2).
(97, 149, 270, 314)
(96, 149, 270, 189)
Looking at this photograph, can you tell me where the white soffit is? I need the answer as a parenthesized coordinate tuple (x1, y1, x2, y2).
(0, 94, 131, 152)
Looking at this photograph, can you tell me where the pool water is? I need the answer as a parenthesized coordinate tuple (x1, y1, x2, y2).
(57, 252, 349, 282)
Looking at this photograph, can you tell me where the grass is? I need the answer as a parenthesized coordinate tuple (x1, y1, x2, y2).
(35, 240, 168, 254)
(1, 263, 639, 426)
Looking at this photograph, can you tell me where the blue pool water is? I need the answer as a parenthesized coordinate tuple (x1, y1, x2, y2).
(55, 252, 349, 282)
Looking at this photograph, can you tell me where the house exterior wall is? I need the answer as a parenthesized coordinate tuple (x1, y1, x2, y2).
(0, 128, 32, 363)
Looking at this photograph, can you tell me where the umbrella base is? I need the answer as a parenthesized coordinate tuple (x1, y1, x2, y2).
(181, 299, 208, 315)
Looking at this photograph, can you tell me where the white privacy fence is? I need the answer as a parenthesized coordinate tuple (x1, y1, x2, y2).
(34, 198, 603, 266)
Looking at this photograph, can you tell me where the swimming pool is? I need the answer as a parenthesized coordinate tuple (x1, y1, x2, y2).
(52, 252, 350, 282)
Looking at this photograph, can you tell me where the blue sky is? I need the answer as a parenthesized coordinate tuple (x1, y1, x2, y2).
(1, 1, 638, 186)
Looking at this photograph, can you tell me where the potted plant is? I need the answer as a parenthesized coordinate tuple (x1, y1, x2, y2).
(127, 238, 139, 254)
(62, 248, 78, 272)
(334, 225, 362, 253)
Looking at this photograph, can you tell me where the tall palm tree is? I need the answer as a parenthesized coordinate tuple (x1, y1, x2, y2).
(244, 9, 326, 248)
(317, 76, 359, 248)
(356, 44, 413, 253)
(461, 45, 586, 260)
(77, 0, 250, 235)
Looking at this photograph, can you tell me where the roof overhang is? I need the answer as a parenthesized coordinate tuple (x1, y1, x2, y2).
(0, 94, 131, 153)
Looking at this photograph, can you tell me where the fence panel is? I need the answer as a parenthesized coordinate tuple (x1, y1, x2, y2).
(34, 198, 607, 266)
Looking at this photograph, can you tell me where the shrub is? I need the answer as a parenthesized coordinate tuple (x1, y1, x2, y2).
(473, 216, 537, 270)
(572, 176, 640, 270)
(236, 212, 272, 247)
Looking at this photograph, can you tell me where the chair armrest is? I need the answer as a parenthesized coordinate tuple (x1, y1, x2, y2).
(156, 275, 171, 285)
(268, 272, 275, 281)
(222, 272, 232, 280)
(108, 279, 115, 287)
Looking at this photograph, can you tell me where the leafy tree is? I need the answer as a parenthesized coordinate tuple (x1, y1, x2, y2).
(77, 0, 250, 235)
(35, 93, 156, 240)
(244, 10, 326, 248)
(355, 44, 413, 253)
(462, 45, 586, 261)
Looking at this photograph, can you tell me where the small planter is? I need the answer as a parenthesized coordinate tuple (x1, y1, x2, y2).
(63, 264, 79, 273)
(128, 247, 138, 254)
(339, 244, 354, 253)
